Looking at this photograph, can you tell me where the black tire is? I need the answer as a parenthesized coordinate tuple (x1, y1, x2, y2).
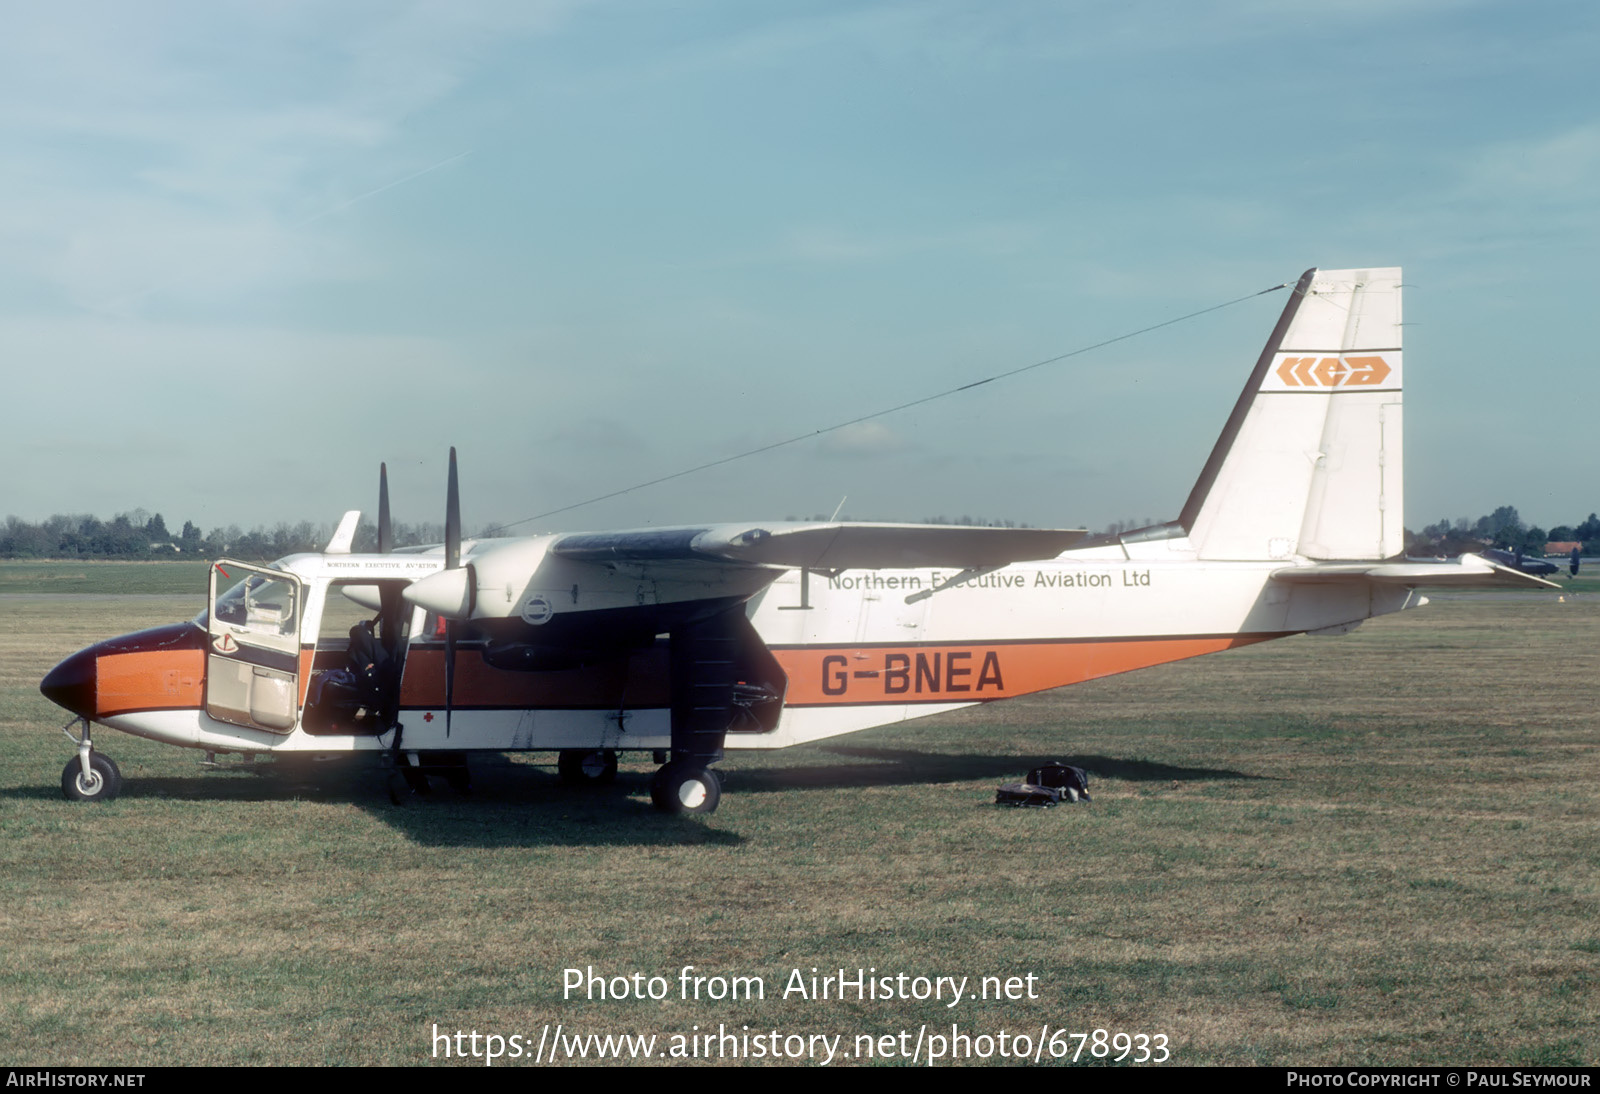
(61, 754, 121, 802)
(650, 763, 720, 815)
(401, 765, 432, 795)
(558, 749, 618, 786)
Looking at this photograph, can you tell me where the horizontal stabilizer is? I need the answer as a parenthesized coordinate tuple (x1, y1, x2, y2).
(1271, 554, 1559, 589)
(554, 523, 1086, 571)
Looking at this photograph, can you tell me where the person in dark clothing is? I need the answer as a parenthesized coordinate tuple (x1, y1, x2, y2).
(348, 618, 393, 718)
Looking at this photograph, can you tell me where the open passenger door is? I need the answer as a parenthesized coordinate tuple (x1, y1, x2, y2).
(205, 560, 304, 733)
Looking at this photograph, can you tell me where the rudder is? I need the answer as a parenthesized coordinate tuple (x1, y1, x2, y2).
(1182, 267, 1403, 561)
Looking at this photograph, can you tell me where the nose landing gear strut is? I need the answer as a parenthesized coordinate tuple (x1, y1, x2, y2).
(60, 716, 121, 802)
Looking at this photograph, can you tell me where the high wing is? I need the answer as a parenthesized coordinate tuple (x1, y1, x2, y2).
(409, 522, 1087, 622)
(1270, 554, 1559, 589)
(550, 522, 1088, 570)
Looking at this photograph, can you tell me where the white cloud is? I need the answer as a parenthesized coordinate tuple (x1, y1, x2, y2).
(818, 420, 908, 458)
(0, 2, 572, 314)
(1458, 123, 1600, 208)
(781, 221, 1034, 266)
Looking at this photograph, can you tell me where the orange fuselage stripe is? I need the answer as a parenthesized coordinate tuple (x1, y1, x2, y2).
(89, 635, 1286, 717)
(773, 635, 1277, 706)
(397, 647, 671, 709)
(96, 650, 205, 717)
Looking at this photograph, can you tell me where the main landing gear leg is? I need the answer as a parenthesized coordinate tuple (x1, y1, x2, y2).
(652, 611, 739, 815)
(386, 749, 471, 803)
(60, 716, 121, 802)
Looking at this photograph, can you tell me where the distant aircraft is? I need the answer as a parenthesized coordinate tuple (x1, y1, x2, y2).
(40, 267, 1556, 813)
(1481, 548, 1569, 579)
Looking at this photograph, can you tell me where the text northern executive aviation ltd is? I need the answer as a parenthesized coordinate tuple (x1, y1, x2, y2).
(826, 569, 1154, 591)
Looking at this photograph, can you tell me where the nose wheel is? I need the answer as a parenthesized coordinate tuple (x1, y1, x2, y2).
(61, 753, 121, 802)
(651, 762, 721, 815)
(60, 716, 121, 802)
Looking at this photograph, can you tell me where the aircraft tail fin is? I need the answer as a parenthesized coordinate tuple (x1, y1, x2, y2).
(325, 510, 362, 555)
(1182, 267, 1403, 561)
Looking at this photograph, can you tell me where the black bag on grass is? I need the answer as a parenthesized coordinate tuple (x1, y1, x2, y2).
(1028, 762, 1091, 802)
(995, 781, 1061, 807)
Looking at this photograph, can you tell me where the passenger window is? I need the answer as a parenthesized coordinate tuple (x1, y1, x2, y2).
(318, 586, 376, 648)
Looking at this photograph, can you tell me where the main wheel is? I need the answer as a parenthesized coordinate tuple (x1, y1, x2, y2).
(650, 763, 720, 815)
(440, 755, 472, 794)
(401, 765, 433, 795)
(558, 749, 618, 786)
(61, 754, 121, 802)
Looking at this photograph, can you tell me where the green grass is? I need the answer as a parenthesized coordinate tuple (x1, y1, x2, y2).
(0, 560, 212, 595)
(1551, 573, 1600, 595)
(1, 573, 1597, 1065)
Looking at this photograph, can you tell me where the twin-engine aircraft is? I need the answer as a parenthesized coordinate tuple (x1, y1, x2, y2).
(1480, 547, 1573, 580)
(41, 267, 1553, 813)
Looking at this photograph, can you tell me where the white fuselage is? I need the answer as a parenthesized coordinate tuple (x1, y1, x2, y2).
(92, 536, 1408, 758)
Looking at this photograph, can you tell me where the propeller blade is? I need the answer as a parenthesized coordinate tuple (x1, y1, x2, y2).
(378, 463, 392, 555)
(444, 447, 461, 736)
(445, 446, 460, 572)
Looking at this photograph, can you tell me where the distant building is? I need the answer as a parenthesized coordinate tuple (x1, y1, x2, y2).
(1545, 541, 1582, 556)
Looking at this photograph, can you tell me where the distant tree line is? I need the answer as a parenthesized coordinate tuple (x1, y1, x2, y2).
(5, 504, 1594, 561)
(1409, 506, 1600, 557)
(0, 511, 446, 561)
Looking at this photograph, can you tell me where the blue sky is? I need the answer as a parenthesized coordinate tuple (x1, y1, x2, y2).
(3, 1, 1597, 537)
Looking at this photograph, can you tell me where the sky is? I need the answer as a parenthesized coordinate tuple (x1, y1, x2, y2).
(3, 1, 1598, 538)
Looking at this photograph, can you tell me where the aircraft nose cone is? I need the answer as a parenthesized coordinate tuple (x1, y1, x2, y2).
(40, 647, 97, 719)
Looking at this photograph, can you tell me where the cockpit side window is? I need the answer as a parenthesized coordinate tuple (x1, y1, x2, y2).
(212, 570, 299, 637)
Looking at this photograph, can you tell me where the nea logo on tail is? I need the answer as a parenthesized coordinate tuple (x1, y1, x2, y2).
(1270, 353, 1396, 389)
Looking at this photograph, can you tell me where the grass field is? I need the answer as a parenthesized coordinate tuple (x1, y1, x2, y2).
(0, 559, 214, 596)
(1, 567, 1596, 1066)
